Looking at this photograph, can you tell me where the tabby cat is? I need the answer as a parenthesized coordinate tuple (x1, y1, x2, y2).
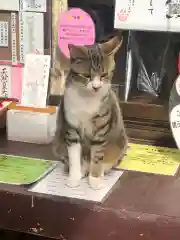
(52, 35, 128, 190)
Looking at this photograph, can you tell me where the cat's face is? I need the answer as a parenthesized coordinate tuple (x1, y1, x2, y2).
(68, 35, 122, 93)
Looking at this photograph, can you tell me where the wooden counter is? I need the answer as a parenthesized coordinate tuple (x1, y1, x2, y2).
(0, 132, 180, 239)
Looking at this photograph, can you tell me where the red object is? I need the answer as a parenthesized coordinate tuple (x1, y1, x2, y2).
(178, 53, 180, 74)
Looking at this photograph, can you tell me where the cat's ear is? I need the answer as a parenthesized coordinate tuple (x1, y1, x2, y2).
(68, 44, 88, 58)
(101, 35, 123, 56)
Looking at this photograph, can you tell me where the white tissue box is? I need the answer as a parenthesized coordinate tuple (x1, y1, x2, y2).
(7, 109, 57, 144)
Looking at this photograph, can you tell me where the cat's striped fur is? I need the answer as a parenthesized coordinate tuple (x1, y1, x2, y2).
(52, 35, 128, 189)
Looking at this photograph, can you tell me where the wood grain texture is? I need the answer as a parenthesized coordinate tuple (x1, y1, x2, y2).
(50, 0, 68, 96)
(0, 135, 179, 239)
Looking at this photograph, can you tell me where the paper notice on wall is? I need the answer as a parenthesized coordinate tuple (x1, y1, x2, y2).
(30, 163, 123, 202)
(0, 0, 19, 11)
(0, 65, 12, 97)
(11, 13, 17, 64)
(114, 0, 180, 32)
(19, 12, 44, 64)
(19, 0, 47, 12)
(0, 22, 8, 47)
(21, 54, 50, 107)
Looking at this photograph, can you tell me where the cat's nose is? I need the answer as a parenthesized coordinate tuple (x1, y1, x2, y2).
(92, 86, 100, 92)
(92, 76, 102, 91)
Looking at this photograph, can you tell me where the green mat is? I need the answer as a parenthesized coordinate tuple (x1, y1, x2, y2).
(0, 154, 58, 185)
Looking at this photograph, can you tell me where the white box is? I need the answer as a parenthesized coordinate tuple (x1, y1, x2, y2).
(7, 109, 57, 144)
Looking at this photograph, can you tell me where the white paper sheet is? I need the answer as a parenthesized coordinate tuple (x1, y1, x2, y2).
(19, 12, 44, 63)
(20, 0, 47, 12)
(21, 54, 50, 107)
(114, 0, 180, 32)
(30, 163, 123, 202)
(11, 13, 17, 64)
(0, 22, 8, 47)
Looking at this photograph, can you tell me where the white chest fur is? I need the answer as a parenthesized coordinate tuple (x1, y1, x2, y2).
(64, 86, 103, 130)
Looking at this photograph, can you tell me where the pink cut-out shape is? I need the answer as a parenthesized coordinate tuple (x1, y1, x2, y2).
(58, 8, 95, 58)
(11, 65, 23, 104)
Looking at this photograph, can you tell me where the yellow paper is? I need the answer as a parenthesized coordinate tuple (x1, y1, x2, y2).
(116, 143, 180, 176)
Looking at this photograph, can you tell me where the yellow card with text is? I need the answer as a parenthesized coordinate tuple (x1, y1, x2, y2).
(116, 143, 180, 176)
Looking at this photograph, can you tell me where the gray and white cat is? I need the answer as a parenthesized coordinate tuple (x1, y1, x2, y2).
(52, 35, 128, 190)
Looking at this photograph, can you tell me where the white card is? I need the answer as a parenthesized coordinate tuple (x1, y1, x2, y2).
(0, 22, 8, 47)
(19, 0, 47, 12)
(30, 163, 123, 202)
(0, 0, 19, 11)
(21, 54, 50, 107)
(170, 104, 180, 149)
(0, 66, 12, 97)
(114, 0, 180, 32)
(19, 12, 44, 63)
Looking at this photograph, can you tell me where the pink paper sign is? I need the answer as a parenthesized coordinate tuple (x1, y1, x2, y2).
(11, 66, 23, 103)
(58, 8, 95, 58)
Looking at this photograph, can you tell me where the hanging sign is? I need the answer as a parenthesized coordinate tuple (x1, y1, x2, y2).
(114, 0, 180, 32)
(169, 75, 180, 149)
(58, 8, 95, 58)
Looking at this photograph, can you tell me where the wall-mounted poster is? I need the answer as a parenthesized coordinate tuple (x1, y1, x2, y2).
(0, 0, 19, 11)
(19, 12, 44, 63)
(19, 0, 47, 13)
(114, 0, 180, 32)
(0, 12, 19, 63)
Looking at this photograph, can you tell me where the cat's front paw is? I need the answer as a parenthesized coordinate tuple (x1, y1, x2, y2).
(66, 176, 81, 188)
(88, 176, 104, 190)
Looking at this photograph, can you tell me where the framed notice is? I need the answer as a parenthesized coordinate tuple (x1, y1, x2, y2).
(19, 0, 47, 12)
(19, 12, 44, 64)
(114, 0, 180, 32)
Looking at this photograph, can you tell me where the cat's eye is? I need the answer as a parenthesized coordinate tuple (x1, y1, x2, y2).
(81, 73, 91, 79)
(101, 73, 108, 78)
(71, 57, 84, 64)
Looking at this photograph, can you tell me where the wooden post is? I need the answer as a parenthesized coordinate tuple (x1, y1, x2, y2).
(50, 0, 68, 96)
